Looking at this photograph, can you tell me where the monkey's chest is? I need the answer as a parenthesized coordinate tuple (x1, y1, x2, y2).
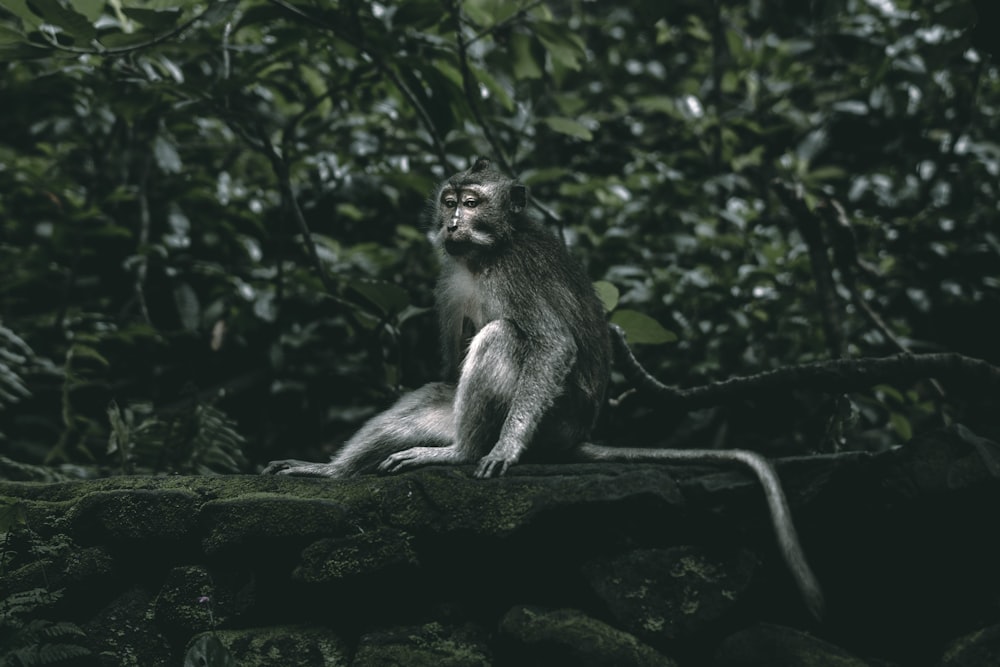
(451, 284, 503, 333)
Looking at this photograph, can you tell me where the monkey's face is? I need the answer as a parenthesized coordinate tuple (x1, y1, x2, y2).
(436, 184, 500, 257)
(432, 159, 528, 262)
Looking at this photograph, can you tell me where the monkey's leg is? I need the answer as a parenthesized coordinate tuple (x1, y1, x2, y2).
(378, 385, 475, 473)
(466, 320, 575, 478)
(265, 383, 457, 478)
(382, 320, 529, 475)
(575, 443, 825, 621)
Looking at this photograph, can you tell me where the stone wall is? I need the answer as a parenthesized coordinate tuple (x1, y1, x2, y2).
(2, 426, 999, 666)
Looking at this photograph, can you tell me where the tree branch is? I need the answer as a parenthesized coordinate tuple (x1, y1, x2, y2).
(818, 196, 946, 399)
(445, 0, 563, 225)
(252, 125, 339, 297)
(465, 0, 545, 47)
(37, 2, 236, 57)
(611, 325, 1000, 411)
(267, 0, 449, 170)
(133, 154, 153, 325)
(773, 181, 845, 358)
(447, 0, 510, 170)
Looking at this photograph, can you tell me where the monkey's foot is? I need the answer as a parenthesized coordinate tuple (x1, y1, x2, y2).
(379, 446, 465, 474)
(262, 459, 341, 477)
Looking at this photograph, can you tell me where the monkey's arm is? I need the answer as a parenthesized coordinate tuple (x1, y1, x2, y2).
(474, 330, 577, 478)
(575, 443, 825, 621)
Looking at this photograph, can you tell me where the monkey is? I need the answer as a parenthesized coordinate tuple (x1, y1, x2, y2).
(263, 158, 825, 620)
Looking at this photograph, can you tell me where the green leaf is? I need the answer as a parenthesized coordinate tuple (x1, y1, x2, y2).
(153, 135, 182, 174)
(534, 21, 586, 70)
(0, 498, 27, 532)
(97, 29, 157, 49)
(874, 383, 904, 403)
(473, 64, 514, 112)
(510, 31, 542, 80)
(200, 0, 239, 26)
(0, 24, 27, 44)
(635, 95, 678, 116)
(68, 0, 103, 22)
(593, 280, 619, 313)
(0, 0, 44, 28)
(393, 0, 441, 29)
(350, 280, 410, 317)
(463, 0, 520, 25)
(27, 0, 97, 42)
(611, 310, 677, 345)
(106, 400, 128, 455)
(121, 6, 182, 31)
(68, 344, 109, 367)
(889, 412, 912, 441)
(805, 166, 848, 183)
(542, 116, 593, 141)
(521, 167, 572, 185)
(336, 202, 364, 221)
(173, 283, 201, 331)
(0, 39, 48, 60)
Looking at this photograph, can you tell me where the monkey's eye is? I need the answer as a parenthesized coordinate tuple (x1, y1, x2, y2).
(443, 199, 458, 209)
(463, 199, 478, 209)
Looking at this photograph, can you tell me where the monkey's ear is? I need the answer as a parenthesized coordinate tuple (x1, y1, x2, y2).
(471, 157, 492, 172)
(510, 184, 527, 212)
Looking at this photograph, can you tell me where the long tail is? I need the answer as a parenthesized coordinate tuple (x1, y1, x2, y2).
(575, 443, 825, 621)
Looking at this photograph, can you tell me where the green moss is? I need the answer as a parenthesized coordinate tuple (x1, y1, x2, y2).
(406, 471, 544, 535)
(153, 566, 216, 635)
(191, 626, 350, 666)
(500, 606, 676, 667)
(68, 488, 201, 541)
(354, 621, 491, 667)
(294, 526, 418, 582)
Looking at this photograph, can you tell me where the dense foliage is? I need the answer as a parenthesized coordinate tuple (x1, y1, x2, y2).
(1, 0, 998, 478)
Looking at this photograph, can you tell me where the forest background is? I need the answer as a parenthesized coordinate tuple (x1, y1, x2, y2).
(1, 0, 998, 480)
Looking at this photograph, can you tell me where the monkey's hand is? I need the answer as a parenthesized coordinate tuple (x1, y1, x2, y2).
(474, 442, 524, 478)
(379, 446, 466, 474)
(474, 456, 510, 478)
(261, 459, 340, 477)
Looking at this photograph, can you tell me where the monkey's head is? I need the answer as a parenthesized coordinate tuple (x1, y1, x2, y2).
(432, 157, 528, 261)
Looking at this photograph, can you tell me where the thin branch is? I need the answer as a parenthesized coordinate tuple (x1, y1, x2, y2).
(267, 0, 449, 170)
(773, 181, 846, 358)
(710, 0, 726, 203)
(821, 197, 904, 350)
(221, 17, 233, 81)
(819, 197, 947, 400)
(37, 3, 234, 57)
(449, 1, 563, 225)
(447, 0, 510, 170)
(133, 154, 153, 325)
(822, 197, 879, 279)
(252, 125, 339, 296)
(610, 324, 1000, 411)
(466, 0, 545, 47)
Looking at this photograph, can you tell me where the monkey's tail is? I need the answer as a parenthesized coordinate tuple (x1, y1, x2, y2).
(609, 323, 677, 397)
(574, 443, 826, 621)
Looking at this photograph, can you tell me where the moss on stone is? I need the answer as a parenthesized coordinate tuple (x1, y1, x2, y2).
(499, 605, 676, 667)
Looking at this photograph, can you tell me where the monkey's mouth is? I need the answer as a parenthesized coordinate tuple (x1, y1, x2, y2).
(444, 239, 478, 256)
